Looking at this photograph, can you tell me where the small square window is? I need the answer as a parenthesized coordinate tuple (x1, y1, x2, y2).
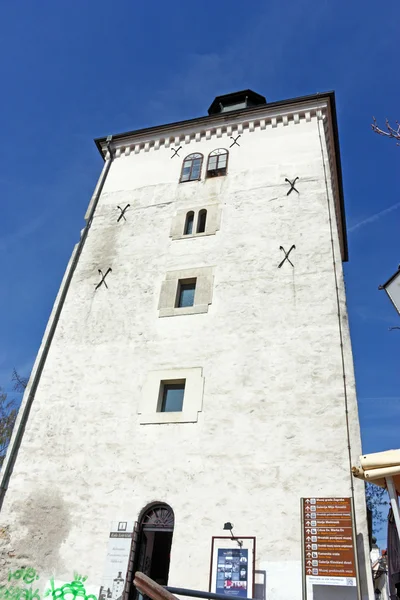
(159, 382, 185, 412)
(139, 368, 204, 424)
(158, 267, 213, 318)
(176, 279, 196, 308)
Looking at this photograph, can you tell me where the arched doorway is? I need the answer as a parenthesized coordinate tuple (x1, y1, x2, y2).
(126, 503, 174, 600)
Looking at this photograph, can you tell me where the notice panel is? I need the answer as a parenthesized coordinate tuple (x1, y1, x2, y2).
(302, 498, 358, 597)
(98, 520, 134, 600)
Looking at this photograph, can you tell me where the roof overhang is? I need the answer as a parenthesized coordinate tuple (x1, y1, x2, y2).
(94, 91, 348, 261)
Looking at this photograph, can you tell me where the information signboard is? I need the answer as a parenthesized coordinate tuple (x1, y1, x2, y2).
(301, 498, 358, 598)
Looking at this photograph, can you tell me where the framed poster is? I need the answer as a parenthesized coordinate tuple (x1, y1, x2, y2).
(209, 537, 256, 599)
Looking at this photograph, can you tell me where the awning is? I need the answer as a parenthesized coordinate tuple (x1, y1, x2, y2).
(352, 449, 400, 494)
(388, 508, 400, 600)
(352, 449, 400, 545)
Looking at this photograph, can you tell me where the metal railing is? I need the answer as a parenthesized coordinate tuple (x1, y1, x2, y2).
(166, 587, 257, 600)
(134, 572, 257, 600)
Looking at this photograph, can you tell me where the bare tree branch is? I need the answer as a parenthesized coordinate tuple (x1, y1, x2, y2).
(12, 367, 28, 392)
(0, 370, 27, 468)
(366, 482, 388, 532)
(371, 117, 400, 145)
(0, 388, 17, 468)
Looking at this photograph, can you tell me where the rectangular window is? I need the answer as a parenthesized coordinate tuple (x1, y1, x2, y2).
(176, 279, 196, 308)
(160, 382, 185, 412)
(191, 159, 202, 180)
(208, 156, 218, 170)
(158, 267, 214, 318)
(139, 368, 203, 424)
(181, 164, 191, 182)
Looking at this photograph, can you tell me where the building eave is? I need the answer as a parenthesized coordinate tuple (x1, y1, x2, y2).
(93, 90, 348, 261)
(327, 92, 348, 261)
(95, 91, 335, 155)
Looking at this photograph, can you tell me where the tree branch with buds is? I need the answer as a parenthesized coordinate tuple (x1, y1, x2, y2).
(371, 117, 400, 144)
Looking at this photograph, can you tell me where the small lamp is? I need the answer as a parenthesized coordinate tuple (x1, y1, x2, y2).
(223, 522, 243, 548)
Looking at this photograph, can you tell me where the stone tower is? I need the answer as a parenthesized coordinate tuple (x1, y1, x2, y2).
(0, 90, 373, 600)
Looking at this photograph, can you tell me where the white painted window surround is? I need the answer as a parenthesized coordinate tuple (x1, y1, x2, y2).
(139, 368, 204, 424)
(170, 204, 221, 240)
(158, 266, 214, 317)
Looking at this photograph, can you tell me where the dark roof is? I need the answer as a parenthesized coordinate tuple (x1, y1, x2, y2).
(94, 90, 348, 261)
(207, 89, 266, 115)
(379, 266, 400, 290)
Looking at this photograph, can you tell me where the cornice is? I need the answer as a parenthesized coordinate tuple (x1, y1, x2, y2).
(94, 92, 348, 261)
(97, 98, 331, 159)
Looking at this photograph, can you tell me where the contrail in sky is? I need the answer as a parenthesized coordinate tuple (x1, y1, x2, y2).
(348, 201, 400, 232)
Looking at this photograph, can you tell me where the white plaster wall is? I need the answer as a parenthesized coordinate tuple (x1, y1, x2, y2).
(0, 114, 372, 600)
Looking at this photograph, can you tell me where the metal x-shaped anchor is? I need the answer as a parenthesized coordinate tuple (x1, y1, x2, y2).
(95, 268, 112, 290)
(230, 135, 241, 148)
(117, 204, 130, 222)
(285, 177, 299, 195)
(278, 245, 296, 268)
(171, 146, 182, 159)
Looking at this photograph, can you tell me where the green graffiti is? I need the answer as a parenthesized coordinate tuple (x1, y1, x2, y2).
(8, 569, 40, 586)
(1, 569, 96, 600)
(0, 568, 41, 600)
(44, 574, 97, 600)
(0, 584, 40, 600)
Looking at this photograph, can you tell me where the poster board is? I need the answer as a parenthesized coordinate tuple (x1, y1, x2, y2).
(98, 520, 134, 600)
(210, 537, 256, 599)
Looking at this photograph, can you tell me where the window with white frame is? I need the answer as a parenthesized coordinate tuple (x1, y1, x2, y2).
(180, 153, 203, 182)
(206, 149, 228, 178)
(170, 205, 221, 240)
(158, 266, 214, 318)
(139, 368, 204, 424)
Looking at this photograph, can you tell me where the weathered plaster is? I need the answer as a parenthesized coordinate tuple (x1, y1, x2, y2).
(0, 110, 372, 599)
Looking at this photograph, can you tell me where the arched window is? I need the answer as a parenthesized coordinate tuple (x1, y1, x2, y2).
(184, 211, 194, 235)
(141, 503, 175, 531)
(180, 153, 203, 183)
(126, 503, 175, 600)
(197, 209, 207, 233)
(206, 148, 228, 178)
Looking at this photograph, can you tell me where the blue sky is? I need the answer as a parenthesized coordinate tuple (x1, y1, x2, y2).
(0, 0, 398, 539)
